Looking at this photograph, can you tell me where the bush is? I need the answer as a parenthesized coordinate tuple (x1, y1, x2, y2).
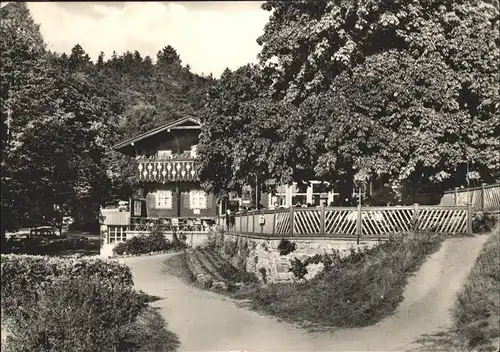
(172, 232, 188, 250)
(113, 231, 189, 256)
(472, 213, 498, 234)
(3, 278, 149, 352)
(0, 254, 133, 318)
(277, 238, 296, 256)
(223, 238, 238, 257)
(113, 233, 171, 256)
(288, 253, 337, 279)
(258, 267, 268, 284)
(289, 258, 308, 279)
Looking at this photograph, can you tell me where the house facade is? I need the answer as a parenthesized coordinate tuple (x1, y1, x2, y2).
(113, 116, 219, 220)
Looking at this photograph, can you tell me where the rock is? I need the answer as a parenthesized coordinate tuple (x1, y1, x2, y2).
(277, 272, 294, 282)
(276, 262, 290, 273)
(298, 254, 310, 261)
(212, 281, 228, 291)
(200, 276, 213, 289)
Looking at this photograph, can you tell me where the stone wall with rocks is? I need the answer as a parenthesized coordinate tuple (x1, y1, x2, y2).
(203, 232, 381, 283)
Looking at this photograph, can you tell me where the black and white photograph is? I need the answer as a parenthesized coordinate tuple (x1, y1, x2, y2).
(1, 1, 499, 351)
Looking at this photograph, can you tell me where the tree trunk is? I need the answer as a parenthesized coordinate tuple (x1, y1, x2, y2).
(1, 222, 6, 253)
(338, 178, 354, 206)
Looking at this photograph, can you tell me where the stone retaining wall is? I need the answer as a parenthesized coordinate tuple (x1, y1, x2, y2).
(204, 232, 382, 283)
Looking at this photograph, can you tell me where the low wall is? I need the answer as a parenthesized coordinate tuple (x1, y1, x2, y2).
(205, 232, 381, 283)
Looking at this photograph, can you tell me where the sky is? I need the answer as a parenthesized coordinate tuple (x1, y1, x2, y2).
(25, 1, 270, 77)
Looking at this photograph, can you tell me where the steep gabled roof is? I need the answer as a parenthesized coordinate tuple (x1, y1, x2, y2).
(113, 116, 201, 152)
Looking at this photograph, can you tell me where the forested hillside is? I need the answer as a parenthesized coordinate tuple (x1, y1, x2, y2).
(1, 2, 215, 238)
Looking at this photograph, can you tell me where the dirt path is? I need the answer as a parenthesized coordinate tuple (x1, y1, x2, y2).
(121, 234, 489, 352)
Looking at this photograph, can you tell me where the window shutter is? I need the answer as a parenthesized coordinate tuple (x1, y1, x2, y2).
(182, 192, 190, 209)
(189, 191, 194, 209)
(141, 199, 148, 217)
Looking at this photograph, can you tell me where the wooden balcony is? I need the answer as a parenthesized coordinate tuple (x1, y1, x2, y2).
(136, 156, 199, 182)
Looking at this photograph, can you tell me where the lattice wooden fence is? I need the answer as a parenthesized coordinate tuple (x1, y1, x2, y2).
(220, 204, 471, 239)
(440, 183, 500, 212)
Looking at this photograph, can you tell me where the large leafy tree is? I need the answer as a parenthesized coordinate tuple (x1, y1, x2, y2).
(198, 0, 499, 203)
(1, 4, 112, 241)
(4, 53, 112, 233)
(1, 2, 47, 244)
(198, 64, 316, 199)
(256, 0, 499, 198)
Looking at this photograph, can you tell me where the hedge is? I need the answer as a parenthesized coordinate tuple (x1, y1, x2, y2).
(3, 277, 149, 352)
(0, 254, 133, 317)
(113, 232, 188, 256)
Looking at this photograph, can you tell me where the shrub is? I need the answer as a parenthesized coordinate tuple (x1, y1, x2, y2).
(3, 278, 149, 352)
(277, 239, 296, 256)
(289, 258, 308, 279)
(0, 255, 133, 318)
(472, 213, 498, 234)
(223, 238, 238, 257)
(259, 267, 268, 284)
(172, 232, 188, 250)
(113, 233, 172, 256)
(288, 252, 339, 279)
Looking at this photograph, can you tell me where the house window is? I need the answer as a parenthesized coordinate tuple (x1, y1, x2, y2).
(133, 200, 142, 216)
(312, 182, 330, 206)
(107, 226, 127, 243)
(190, 190, 207, 209)
(270, 181, 340, 207)
(291, 183, 308, 206)
(270, 184, 287, 207)
(155, 191, 173, 209)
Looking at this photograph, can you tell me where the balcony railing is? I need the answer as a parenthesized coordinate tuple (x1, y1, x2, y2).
(137, 157, 199, 182)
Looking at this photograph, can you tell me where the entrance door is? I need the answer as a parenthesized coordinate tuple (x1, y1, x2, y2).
(130, 198, 147, 217)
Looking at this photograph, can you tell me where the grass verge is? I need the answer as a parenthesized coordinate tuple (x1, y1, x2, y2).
(412, 219, 499, 352)
(232, 232, 443, 328)
(164, 249, 258, 292)
(163, 252, 196, 284)
(452, 222, 499, 351)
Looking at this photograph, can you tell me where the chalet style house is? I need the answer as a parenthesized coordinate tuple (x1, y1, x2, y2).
(113, 116, 218, 220)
